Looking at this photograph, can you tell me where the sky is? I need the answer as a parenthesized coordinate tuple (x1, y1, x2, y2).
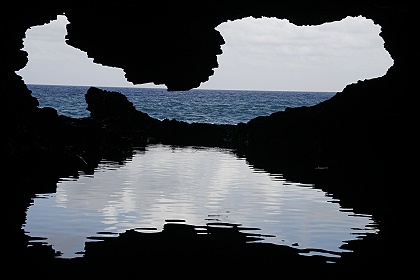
(17, 15, 393, 92)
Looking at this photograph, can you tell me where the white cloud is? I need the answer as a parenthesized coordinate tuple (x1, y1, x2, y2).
(201, 16, 393, 92)
(17, 15, 141, 87)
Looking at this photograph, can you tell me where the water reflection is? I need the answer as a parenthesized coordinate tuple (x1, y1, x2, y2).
(23, 144, 378, 259)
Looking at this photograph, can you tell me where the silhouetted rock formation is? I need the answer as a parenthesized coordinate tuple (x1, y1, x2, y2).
(85, 86, 161, 148)
(1, 1, 415, 277)
(85, 87, 154, 123)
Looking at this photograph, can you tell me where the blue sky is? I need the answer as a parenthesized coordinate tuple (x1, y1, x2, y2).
(17, 15, 393, 92)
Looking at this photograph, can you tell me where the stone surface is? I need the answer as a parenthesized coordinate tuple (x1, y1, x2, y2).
(1, 1, 415, 277)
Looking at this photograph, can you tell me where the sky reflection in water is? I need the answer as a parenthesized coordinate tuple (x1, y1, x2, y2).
(23, 144, 378, 258)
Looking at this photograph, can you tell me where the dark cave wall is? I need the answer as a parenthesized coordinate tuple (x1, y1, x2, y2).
(1, 4, 417, 275)
(1, 2, 416, 265)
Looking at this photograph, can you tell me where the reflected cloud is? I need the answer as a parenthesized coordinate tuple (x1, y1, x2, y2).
(23, 144, 378, 258)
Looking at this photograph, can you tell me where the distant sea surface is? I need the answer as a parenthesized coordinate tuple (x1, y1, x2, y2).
(27, 84, 335, 124)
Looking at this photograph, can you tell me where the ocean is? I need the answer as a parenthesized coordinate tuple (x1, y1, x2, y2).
(27, 84, 336, 124)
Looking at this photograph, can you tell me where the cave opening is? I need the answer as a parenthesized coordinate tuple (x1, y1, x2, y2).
(17, 14, 393, 92)
(16, 14, 393, 122)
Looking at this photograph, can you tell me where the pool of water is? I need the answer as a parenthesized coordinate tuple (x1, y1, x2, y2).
(23, 144, 378, 259)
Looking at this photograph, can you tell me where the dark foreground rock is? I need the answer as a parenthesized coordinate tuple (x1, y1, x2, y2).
(9, 220, 406, 279)
(82, 223, 334, 278)
(12, 222, 335, 278)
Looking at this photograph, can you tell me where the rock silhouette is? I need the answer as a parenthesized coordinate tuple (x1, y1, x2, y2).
(1, 1, 414, 278)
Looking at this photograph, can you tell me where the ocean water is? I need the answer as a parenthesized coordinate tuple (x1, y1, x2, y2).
(27, 84, 335, 124)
